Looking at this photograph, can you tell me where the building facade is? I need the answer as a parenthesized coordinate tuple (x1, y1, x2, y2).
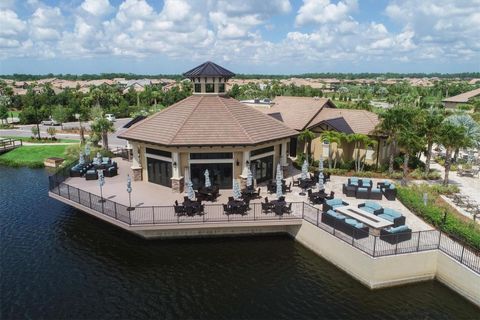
(118, 62, 298, 192)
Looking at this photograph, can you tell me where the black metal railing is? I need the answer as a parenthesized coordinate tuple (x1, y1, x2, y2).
(48, 170, 479, 274)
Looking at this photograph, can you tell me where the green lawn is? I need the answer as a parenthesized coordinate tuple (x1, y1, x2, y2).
(0, 145, 69, 168)
(0, 136, 79, 143)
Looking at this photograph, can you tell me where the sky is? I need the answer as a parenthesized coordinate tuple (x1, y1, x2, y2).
(0, 0, 479, 75)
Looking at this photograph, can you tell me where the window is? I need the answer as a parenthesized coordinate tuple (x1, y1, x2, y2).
(146, 148, 171, 158)
(190, 152, 233, 160)
(251, 146, 274, 157)
(194, 83, 202, 93)
(218, 83, 225, 93)
(205, 83, 215, 93)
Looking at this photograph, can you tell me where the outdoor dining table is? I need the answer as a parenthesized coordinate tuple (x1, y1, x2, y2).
(299, 178, 314, 195)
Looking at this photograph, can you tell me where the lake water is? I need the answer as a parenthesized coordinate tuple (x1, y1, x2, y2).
(1, 166, 478, 319)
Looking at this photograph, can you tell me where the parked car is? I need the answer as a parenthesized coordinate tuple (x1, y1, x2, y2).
(41, 118, 61, 126)
(105, 114, 116, 122)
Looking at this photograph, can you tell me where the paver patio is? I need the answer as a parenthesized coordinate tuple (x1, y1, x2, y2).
(63, 158, 433, 232)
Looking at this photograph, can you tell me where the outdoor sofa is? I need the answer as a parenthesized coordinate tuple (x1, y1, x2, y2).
(69, 162, 92, 177)
(380, 225, 412, 244)
(377, 180, 397, 200)
(321, 210, 369, 239)
(322, 198, 349, 213)
(342, 177, 382, 200)
(357, 202, 406, 227)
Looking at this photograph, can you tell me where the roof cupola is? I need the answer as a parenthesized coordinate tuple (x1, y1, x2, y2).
(183, 61, 235, 96)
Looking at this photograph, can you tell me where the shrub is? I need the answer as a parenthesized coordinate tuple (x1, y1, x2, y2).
(394, 153, 425, 170)
(397, 185, 479, 249)
(409, 168, 442, 180)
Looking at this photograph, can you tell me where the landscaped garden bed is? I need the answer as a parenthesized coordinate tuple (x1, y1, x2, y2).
(397, 184, 480, 250)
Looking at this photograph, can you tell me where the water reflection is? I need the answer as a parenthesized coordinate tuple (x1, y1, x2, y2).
(1, 165, 478, 319)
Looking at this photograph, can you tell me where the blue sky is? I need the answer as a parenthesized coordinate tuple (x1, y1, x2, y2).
(0, 0, 479, 75)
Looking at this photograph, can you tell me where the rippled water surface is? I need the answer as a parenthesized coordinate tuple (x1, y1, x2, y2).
(1, 166, 478, 319)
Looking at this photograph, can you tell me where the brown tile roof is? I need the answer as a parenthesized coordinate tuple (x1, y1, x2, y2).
(254, 96, 334, 130)
(442, 88, 480, 103)
(118, 95, 297, 146)
(308, 108, 379, 135)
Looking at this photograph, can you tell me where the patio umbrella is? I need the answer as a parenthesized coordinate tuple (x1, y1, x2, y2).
(79, 152, 85, 165)
(246, 167, 253, 187)
(186, 180, 195, 201)
(85, 143, 91, 158)
(204, 169, 212, 188)
(233, 179, 242, 200)
(317, 171, 324, 191)
(276, 164, 283, 198)
(301, 159, 309, 180)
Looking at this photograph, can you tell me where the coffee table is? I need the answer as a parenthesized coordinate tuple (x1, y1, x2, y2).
(335, 206, 393, 235)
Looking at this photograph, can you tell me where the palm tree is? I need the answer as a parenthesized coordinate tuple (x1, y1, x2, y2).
(419, 108, 445, 174)
(444, 114, 480, 160)
(437, 122, 467, 185)
(320, 130, 344, 169)
(91, 118, 115, 151)
(398, 128, 425, 185)
(376, 107, 405, 174)
(346, 133, 377, 172)
(298, 129, 316, 163)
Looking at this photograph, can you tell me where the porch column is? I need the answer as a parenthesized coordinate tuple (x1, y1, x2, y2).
(281, 141, 288, 177)
(131, 142, 142, 181)
(281, 141, 288, 166)
(240, 150, 250, 190)
(171, 151, 184, 193)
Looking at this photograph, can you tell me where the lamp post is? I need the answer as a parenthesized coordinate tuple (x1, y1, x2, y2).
(127, 174, 134, 211)
(98, 170, 105, 203)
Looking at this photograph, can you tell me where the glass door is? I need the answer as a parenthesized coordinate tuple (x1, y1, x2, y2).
(190, 163, 233, 189)
(252, 155, 274, 183)
(147, 157, 172, 187)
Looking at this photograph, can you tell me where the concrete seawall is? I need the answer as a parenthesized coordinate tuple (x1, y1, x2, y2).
(290, 221, 480, 307)
(50, 191, 480, 307)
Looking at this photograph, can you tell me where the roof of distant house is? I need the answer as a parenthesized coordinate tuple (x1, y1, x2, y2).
(308, 108, 379, 134)
(183, 61, 235, 78)
(442, 87, 480, 103)
(250, 96, 379, 135)
(254, 96, 334, 131)
(118, 95, 297, 146)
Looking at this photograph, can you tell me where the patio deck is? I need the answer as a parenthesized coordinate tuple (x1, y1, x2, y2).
(62, 158, 432, 232)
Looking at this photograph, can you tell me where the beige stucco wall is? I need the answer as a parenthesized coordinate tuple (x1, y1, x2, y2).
(290, 221, 437, 288)
(436, 251, 480, 307)
(308, 136, 387, 167)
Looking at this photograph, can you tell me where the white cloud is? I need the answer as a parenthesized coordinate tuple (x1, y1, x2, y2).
(0, 9, 26, 37)
(0, 0, 478, 70)
(80, 0, 113, 17)
(296, 0, 358, 26)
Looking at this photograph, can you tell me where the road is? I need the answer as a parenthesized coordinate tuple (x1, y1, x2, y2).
(0, 118, 132, 148)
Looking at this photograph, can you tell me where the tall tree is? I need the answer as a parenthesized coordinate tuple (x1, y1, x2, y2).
(437, 122, 467, 185)
(298, 129, 316, 163)
(320, 130, 344, 169)
(90, 118, 115, 151)
(419, 108, 445, 174)
(376, 106, 406, 174)
(346, 133, 377, 172)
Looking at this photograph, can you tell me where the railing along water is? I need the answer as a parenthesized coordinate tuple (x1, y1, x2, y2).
(48, 169, 480, 274)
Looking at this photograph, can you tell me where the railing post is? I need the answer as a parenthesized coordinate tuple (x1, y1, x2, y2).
(129, 208, 132, 225)
(89, 192, 92, 209)
(373, 236, 377, 257)
(460, 245, 465, 263)
(77, 188, 80, 203)
(302, 202, 305, 219)
(351, 230, 355, 245)
(316, 209, 319, 226)
(67, 185, 70, 200)
(254, 204, 256, 220)
(395, 235, 399, 254)
(114, 202, 117, 219)
(333, 219, 336, 236)
(152, 206, 155, 224)
(437, 230, 442, 249)
(416, 231, 421, 252)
